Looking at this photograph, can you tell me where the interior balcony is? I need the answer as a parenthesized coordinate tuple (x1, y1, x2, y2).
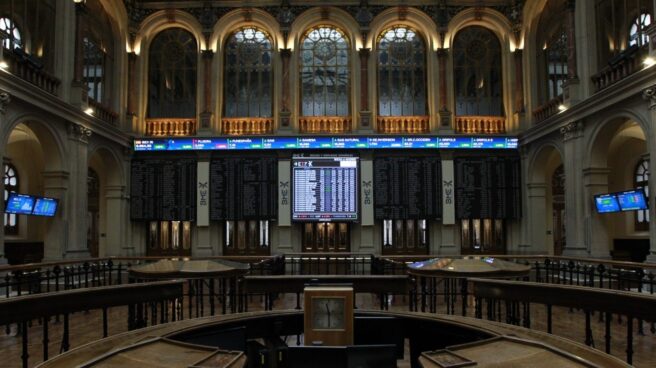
(376, 116, 430, 134)
(454, 115, 506, 134)
(145, 118, 197, 136)
(298, 116, 352, 134)
(221, 117, 274, 135)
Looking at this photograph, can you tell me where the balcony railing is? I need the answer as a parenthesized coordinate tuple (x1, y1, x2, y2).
(3, 49, 60, 95)
(88, 99, 118, 126)
(145, 118, 196, 136)
(532, 95, 563, 124)
(377, 115, 430, 133)
(298, 116, 352, 133)
(221, 117, 274, 135)
(592, 46, 645, 93)
(454, 115, 505, 134)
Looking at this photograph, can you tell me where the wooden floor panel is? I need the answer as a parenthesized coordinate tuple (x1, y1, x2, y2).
(1, 293, 654, 367)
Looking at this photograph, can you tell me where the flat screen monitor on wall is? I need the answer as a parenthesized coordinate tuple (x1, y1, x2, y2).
(32, 197, 59, 217)
(5, 193, 35, 215)
(292, 156, 359, 221)
(617, 189, 648, 211)
(594, 193, 620, 213)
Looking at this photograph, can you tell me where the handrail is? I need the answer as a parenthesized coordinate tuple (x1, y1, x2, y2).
(0, 280, 184, 325)
(470, 278, 656, 322)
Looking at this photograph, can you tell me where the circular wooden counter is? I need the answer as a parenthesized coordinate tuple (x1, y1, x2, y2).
(407, 257, 531, 278)
(36, 310, 629, 368)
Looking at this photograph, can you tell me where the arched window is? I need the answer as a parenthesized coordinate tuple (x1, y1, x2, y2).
(635, 159, 649, 231)
(629, 13, 651, 47)
(83, 38, 106, 103)
(300, 26, 350, 117)
(81, 0, 115, 105)
(148, 28, 197, 118)
(0, 17, 22, 50)
(4, 163, 19, 235)
(453, 26, 503, 116)
(377, 26, 427, 117)
(544, 26, 568, 100)
(224, 27, 273, 118)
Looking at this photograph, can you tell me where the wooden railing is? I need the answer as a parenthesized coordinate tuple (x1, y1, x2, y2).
(298, 116, 351, 133)
(3, 49, 60, 95)
(0, 281, 184, 368)
(592, 46, 646, 93)
(145, 118, 196, 136)
(88, 99, 118, 126)
(471, 278, 656, 365)
(532, 95, 563, 124)
(221, 117, 274, 135)
(376, 115, 430, 133)
(454, 115, 505, 134)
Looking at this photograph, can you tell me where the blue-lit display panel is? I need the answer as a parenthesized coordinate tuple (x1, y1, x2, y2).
(32, 197, 59, 217)
(5, 193, 35, 215)
(594, 194, 621, 213)
(617, 189, 648, 211)
(134, 136, 519, 152)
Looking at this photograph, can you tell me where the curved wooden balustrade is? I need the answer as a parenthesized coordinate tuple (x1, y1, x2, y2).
(376, 115, 430, 133)
(221, 117, 274, 135)
(37, 310, 629, 368)
(470, 278, 656, 364)
(591, 46, 646, 93)
(145, 118, 197, 136)
(454, 115, 505, 134)
(533, 95, 563, 123)
(0, 281, 184, 368)
(298, 116, 352, 133)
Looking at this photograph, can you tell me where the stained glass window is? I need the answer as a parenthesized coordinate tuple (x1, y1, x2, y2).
(0, 17, 21, 50)
(629, 13, 651, 47)
(300, 26, 350, 117)
(224, 27, 273, 118)
(148, 28, 197, 118)
(377, 26, 427, 116)
(453, 26, 504, 116)
(4, 163, 18, 235)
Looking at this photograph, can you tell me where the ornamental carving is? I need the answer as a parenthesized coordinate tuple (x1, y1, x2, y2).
(559, 120, 584, 141)
(643, 85, 656, 110)
(68, 122, 92, 142)
(0, 90, 10, 114)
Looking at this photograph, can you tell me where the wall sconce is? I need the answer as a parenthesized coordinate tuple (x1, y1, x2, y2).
(84, 107, 94, 116)
(643, 57, 655, 68)
(557, 104, 567, 112)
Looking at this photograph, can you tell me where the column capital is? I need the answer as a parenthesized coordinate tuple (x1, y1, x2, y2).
(643, 84, 656, 110)
(279, 48, 292, 58)
(0, 90, 10, 114)
(358, 47, 370, 57)
(560, 120, 584, 141)
(201, 49, 214, 59)
(67, 122, 92, 143)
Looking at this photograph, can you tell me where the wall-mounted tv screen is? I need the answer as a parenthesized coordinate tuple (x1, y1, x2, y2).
(617, 189, 648, 211)
(32, 197, 59, 217)
(5, 193, 35, 215)
(594, 194, 620, 213)
(292, 156, 359, 221)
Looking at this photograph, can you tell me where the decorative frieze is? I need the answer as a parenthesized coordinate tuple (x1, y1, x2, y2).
(68, 122, 92, 143)
(643, 84, 656, 110)
(559, 120, 584, 141)
(0, 90, 10, 114)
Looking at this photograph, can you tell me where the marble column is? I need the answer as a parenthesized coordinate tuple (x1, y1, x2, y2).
(200, 50, 213, 134)
(560, 121, 588, 256)
(436, 48, 451, 129)
(279, 49, 292, 128)
(64, 123, 91, 258)
(42, 171, 69, 260)
(70, 2, 87, 106)
(643, 85, 656, 262)
(358, 48, 372, 130)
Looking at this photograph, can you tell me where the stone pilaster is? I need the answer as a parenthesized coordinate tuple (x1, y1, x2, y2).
(104, 185, 127, 256)
(643, 85, 656, 262)
(582, 167, 611, 258)
(560, 120, 588, 256)
(199, 50, 214, 135)
(526, 183, 548, 254)
(64, 122, 92, 258)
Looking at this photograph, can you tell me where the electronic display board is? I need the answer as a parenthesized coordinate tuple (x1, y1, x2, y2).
(5, 193, 35, 215)
(134, 136, 519, 152)
(292, 156, 358, 221)
(32, 197, 59, 217)
(617, 189, 648, 211)
(594, 194, 621, 213)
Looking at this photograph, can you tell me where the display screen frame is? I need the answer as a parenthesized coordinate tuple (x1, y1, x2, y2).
(617, 189, 649, 211)
(32, 197, 59, 217)
(594, 193, 621, 213)
(5, 193, 36, 215)
(292, 155, 360, 222)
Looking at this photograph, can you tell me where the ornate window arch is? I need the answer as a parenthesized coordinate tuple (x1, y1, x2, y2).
(377, 26, 427, 117)
(223, 27, 273, 118)
(4, 163, 19, 235)
(453, 26, 503, 117)
(0, 17, 22, 50)
(634, 159, 649, 231)
(629, 12, 651, 47)
(148, 28, 197, 118)
(299, 25, 350, 117)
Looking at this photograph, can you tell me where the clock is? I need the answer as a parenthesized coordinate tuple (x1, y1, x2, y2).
(303, 286, 354, 346)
